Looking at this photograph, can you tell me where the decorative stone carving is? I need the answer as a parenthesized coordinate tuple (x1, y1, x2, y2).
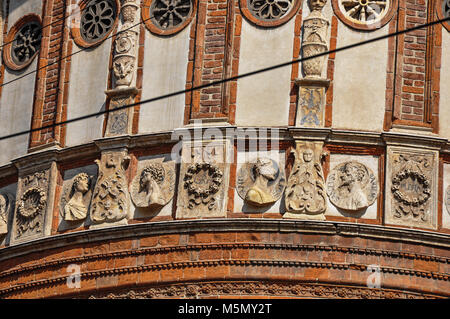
(338, 0, 388, 25)
(297, 85, 326, 127)
(131, 161, 175, 209)
(248, 0, 294, 20)
(60, 173, 96, 221)
(444, 0, 450, 18)
(150, 0, 193, 30)
(237, 157, 286, 207)
(90, 151, 131, 227)
(0, 193, 13, 236)
(326, 161, 378, 211)
(176, 142, 229, 218)
(302, 0, 329, 79)
(105, 0, 139, 137)
(385, 147, 438, 229)
(13, 170, 50, 241)
(284, 141, 327, 220)
(81, 0, 118, 43)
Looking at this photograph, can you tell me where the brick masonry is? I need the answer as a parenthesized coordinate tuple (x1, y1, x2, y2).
(0, 231, 448, 298)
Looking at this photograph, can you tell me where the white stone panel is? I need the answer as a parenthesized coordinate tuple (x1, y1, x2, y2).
(439, 30, 450, 139)
(325, 154, 379, 219)
(139, 26, 191, 133)
(131, 154, 175, 219)
(332, 21, 388, 132)
(235, 18, 295, 127)
(0, 183, 17, 246)
(0, 0, 42, 165)
(65, 40, 112, 146)
(234, 150, 286, 213)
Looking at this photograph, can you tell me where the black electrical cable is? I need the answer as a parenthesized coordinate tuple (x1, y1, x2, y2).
(0, 16, 447, 142)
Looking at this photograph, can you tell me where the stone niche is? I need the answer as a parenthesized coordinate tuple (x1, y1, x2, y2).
(176, 140, 230, 219)
(58, 164, 98, 231)
(234, 150, 286, 213)
(130, 154, 176, 219)
(385, 146, 438, 230)
(325, 154, 379, 219)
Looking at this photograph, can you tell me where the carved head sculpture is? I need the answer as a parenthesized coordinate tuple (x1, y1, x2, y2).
(253, 158, 278, 182)
(340, 162, 367, 189)
(308, 0, 327, 11)
(72, 173, 90, 195)
(302, 149, 314, 163)
(139, 164, 165, 194)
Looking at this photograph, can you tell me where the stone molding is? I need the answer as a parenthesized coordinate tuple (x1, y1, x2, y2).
(84, 280, 441, 299)
(1, 257, 448, 298)
(1, 219, 449, 261)
(1, 242, 448, 280)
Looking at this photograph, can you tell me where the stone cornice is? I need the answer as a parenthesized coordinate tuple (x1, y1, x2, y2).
(1, 129, 450, 178)
(0, 219, 449, 262)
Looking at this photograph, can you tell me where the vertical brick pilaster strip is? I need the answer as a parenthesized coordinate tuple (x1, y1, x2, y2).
(0, 0, 9, 104)
(132, 23, 145, 134)
(428, 5, 441, 134)
(383, 10, 398, 130)
(30, 0, 67, 149)
(184, 12, 198, 125)
(324, 15, 338, 127)
(227, 0, 241, 125)
(189, 0, 230, 120)
(288, 11, 303, 126)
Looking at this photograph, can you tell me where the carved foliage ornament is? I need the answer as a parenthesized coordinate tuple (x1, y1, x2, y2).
(15, 171, 49, 238)
(131, 162, 175, 209)
(90, 152, 130, 224)
(391, 154, 432, 222)
(237, 158, 286, 207)
(184, 163, 223, 210)
(284, 142, 327, 219)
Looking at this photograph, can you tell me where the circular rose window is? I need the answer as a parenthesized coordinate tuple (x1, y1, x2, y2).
(142, 0, 197, 36)
(3, 14, 42, 71)
(331, 0, 397, 30)
(240, 0, 301, 27)
(71, 0, 120, 48)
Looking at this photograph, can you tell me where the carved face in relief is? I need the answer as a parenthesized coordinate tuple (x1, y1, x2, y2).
(73, 173, 90, 194)
(302, 149, 314, 163)
(139, 164, 164, 202)
(339, 162, 366, 190)
(309, 0, 327, 11)
(254, 158, 278, 182)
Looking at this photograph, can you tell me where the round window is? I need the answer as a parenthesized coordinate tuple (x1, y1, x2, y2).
(3, 14, 42, 71)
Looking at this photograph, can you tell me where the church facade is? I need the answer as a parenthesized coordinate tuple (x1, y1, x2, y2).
(0, 0, 449, 298)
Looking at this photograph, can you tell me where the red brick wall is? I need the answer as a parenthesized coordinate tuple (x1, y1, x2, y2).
(0, 231, 448, 298)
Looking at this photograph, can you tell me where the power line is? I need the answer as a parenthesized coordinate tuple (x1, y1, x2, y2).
(0, 16, 448, 142)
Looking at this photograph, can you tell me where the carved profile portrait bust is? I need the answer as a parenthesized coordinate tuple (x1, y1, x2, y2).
(131, 161, 175, 209)
(64, 173, 91, 221)
(237, 157, 285, 207)
(326, 161, 378, 211)
(0, 194, 10, 235)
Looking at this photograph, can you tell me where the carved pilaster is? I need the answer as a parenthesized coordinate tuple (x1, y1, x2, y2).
(385, 146, 438, 230)
(89, 150, 131, 228)
(295, 0, 330, 128)
(105, 0, 140, 136)
(10, 161, 57, 244)
(284, 140, 327, 220)
(176, 140, 230, 219)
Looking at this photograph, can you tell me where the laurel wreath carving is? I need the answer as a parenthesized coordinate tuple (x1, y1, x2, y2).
(17, 187, 47, 219)
(391, 169, 431, 206)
